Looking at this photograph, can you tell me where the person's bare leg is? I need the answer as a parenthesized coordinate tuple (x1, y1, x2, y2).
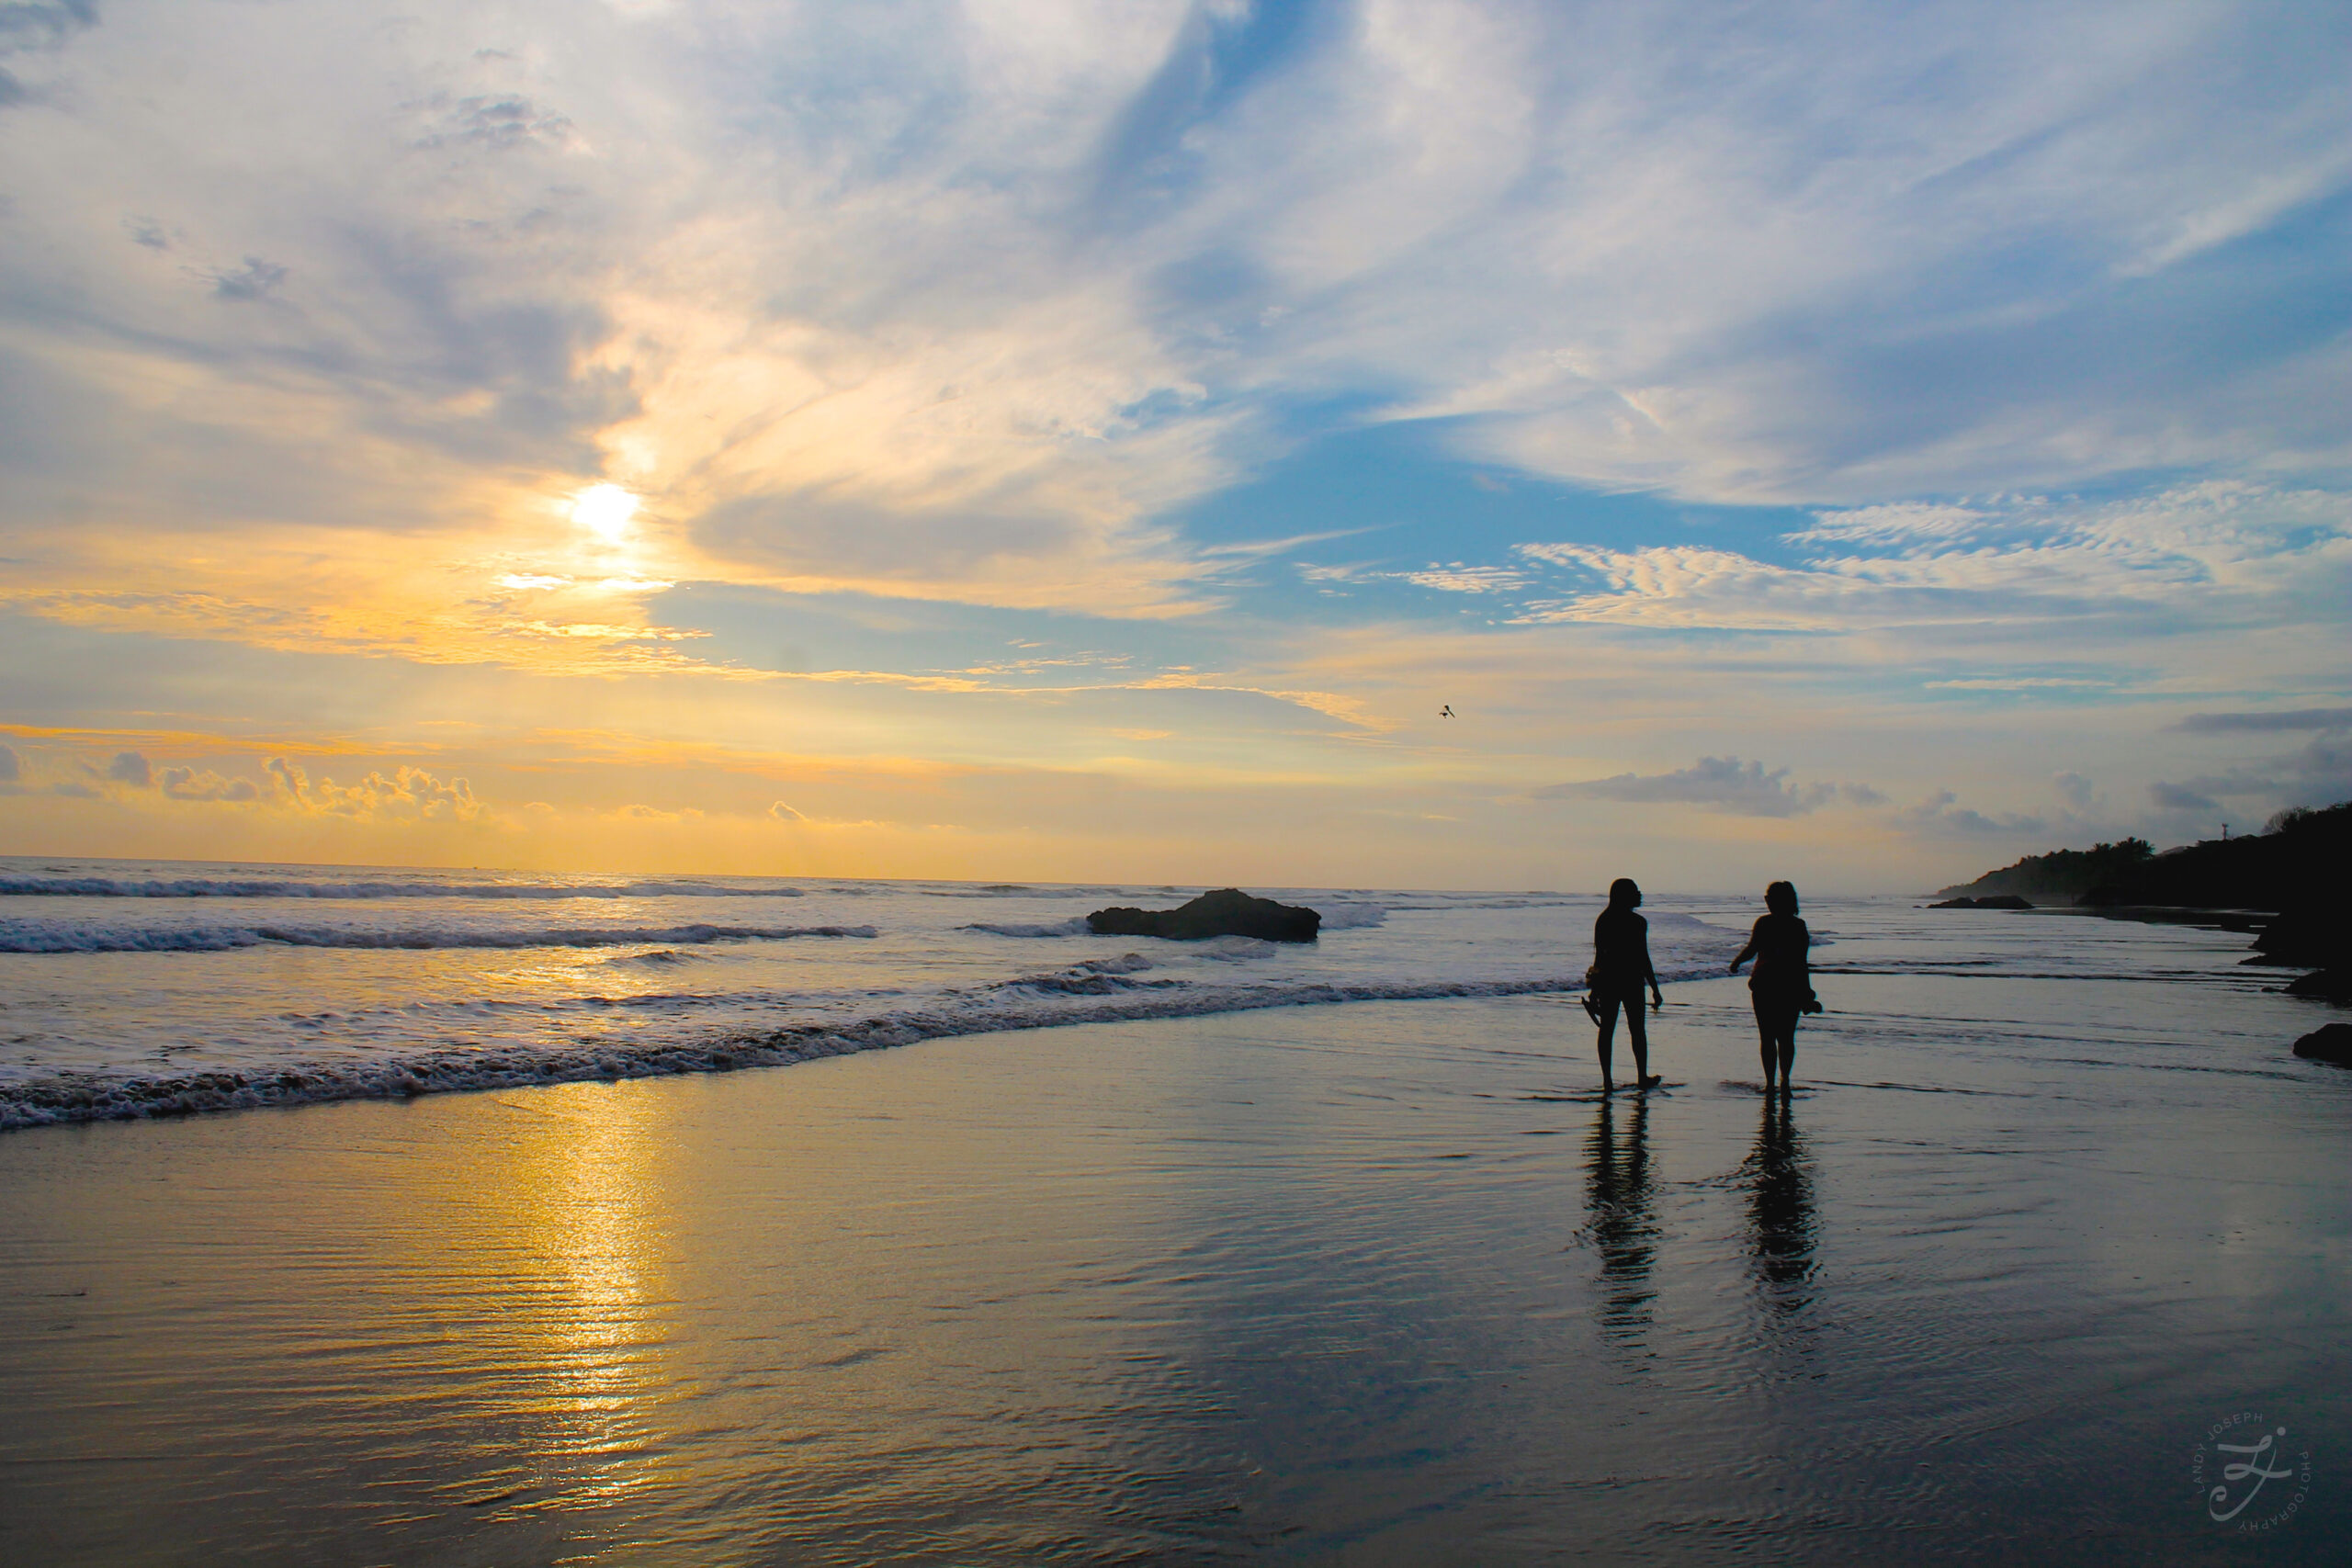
(1754, 998, 1778, 1090)
(1595, 994, 1619, 1091)
(1627, 1003, 1657, 1088)
(1775, 1022, 1796, 1087)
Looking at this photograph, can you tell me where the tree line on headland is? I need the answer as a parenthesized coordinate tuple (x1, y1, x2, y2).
(1937, 800, 2351, 912)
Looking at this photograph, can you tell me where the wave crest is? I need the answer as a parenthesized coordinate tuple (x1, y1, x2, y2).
(960, 918, 1091, 938)
(0, 972, 1593, 1131)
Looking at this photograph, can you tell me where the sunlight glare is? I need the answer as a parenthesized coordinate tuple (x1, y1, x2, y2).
(571, 484, 640, 542)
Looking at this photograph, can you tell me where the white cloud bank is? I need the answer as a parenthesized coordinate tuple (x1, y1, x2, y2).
(1513, 482, 2350, 635)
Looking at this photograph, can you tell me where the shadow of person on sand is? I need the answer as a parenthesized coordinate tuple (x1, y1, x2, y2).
(1582, 1095, 1658, 1351)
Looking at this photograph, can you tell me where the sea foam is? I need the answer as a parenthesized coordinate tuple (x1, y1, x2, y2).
(0, 968, 1600, 1131)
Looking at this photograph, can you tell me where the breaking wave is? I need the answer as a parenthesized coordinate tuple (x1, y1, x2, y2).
(0, 922, 878, 955)
(961, 918, 1093, 938)
(0, 969, 1591, 1131)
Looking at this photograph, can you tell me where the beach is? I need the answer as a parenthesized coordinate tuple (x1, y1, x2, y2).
(2, 897, 2346, 1564)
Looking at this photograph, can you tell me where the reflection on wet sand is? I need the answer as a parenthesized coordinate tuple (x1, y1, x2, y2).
(1742, 1094, 1817, 1334)
(1582, 1096, 1657, 1348)
(396, 1090, 683, 1524)
(511, 1095, 670, 1499)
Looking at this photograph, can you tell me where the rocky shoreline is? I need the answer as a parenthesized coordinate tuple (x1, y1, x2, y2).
(1935, 801, 2349, 1058)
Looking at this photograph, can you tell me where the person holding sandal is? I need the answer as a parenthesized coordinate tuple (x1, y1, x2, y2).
(1588, 877, 1664, 1092)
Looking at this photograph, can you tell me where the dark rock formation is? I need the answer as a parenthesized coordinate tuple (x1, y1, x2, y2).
(2292, 1022, 2352, 1065)
(2248, 906, 2352, 1002)
(2249, 906, 2352, 967)
(1927, 895, 2032, 910)
(2287, 968, 2352, 1002)
(1087, 888, 1321, 942)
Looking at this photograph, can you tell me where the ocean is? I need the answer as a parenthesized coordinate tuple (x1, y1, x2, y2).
(0, 856, 1750, 1129)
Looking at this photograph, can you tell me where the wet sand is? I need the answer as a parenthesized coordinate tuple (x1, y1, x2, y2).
(2, 931, 2347, 1564)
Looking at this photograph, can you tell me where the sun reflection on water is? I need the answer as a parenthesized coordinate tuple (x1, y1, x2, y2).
(482, 1087, 674, 1506)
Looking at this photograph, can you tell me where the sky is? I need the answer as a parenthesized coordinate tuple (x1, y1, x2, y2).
(1, 0, 2347, 891)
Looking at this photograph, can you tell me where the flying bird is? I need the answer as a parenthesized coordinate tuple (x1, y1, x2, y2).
(1440, 705, 1455, 717)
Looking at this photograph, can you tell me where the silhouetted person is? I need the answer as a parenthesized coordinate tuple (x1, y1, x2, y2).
(1589, 877, 1663, 1091)
(1730, 880, 1812, 1091)
(1584, 1095, 1657, 1346)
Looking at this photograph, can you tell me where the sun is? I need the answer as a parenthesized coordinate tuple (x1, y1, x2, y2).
(570, 484, 640, 542)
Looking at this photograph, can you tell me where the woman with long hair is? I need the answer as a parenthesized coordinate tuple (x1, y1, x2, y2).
(1730, 880, 1813, 1092)
(1588, 877, 1664, 1092)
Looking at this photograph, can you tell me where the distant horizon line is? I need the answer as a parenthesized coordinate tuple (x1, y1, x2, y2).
(0, 851, 1945, 903)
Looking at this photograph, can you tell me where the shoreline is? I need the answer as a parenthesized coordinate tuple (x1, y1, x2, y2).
(12, 897, 2338, 1135)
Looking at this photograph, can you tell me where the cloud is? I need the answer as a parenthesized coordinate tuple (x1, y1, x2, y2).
(262, 757, 484, 822)
(106, 750, 151, 786)
(264, 756, 307, 799)
(157, 765, 262, 802)
(1510, 482, 2351, 634)
(407, 92, 577, 153)
(0, 0, 97, 111)
(766, 800, 806, 821)
(2170, 707, 2352, 733)
(1894, 790, 2048, 838)
(2150, 781, 2220, 813)
(1305, 4, 2352, 502)
(201, 256, 288, 302)
(2145, 731, 2352, 814)
(2, 0, 2346, 654)
(1785, 504, 1993, 549)
(1926, 678, 2116, 692)
(0, 0, 96, 51)
(1396, 565, 1530, 594)
(0, 743, 16, 783)
(1543, 755, 1848, 818)
(616, 802, 705, 823)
